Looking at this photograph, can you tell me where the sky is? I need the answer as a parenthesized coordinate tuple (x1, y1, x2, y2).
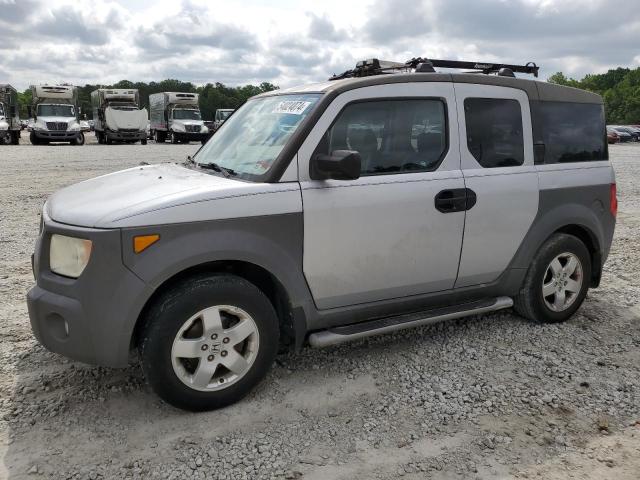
(1, 0, 639, 91)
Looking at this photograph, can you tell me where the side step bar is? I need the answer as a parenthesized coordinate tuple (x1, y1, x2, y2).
(308, 296, 513, 348)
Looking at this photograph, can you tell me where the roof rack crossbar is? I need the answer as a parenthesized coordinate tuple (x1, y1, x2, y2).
(329, 58, 539, 80)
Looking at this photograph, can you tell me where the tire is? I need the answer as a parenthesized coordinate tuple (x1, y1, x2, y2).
(29, 131, 40, 145)
(73, 133, 85, 146)
(170, 131, 178, 144)
(141, 139, 147, 145)
(201, 138, 207, 145)
(514, 233, 591, 323)
(139, 273, 280, 411)
(10, 131, 20, 145)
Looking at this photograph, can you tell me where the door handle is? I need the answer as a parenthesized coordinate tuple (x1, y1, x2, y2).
(435, 188, 476, 213)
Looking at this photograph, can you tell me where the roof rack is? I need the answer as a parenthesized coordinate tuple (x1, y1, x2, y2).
(329, 58, 539, 80)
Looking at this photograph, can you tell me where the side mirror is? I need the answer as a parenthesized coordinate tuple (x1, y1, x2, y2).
(310, 150, 361, 180)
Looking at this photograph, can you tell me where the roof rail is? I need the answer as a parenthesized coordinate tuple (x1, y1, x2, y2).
(329, 58, 539, 80)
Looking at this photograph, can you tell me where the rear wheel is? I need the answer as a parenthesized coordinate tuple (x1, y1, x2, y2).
(141, 139, 147, 145)
(10, 131, 20, 145)
(514, 233, 591, 323)
(139, 274, 279, 411)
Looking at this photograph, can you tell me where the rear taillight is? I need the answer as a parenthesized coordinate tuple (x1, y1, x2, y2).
(610, 183, 618, 217)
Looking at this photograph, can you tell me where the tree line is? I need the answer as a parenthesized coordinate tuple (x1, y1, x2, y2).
(548, 67, 640, 124)
(17, 79, 279, 120)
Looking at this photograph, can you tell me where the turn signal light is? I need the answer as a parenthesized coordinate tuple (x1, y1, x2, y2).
(610, 183, 618, 217)
(134, 234, 160, 253)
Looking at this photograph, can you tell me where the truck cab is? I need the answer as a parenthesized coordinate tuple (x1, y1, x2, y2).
(213, 108, 234, 132)
(149, 92, 209, 145)
(28, 58, 616, 412)
(29, 85, 83, 146)
(0, 84, 21, 145)
(91, 89, 148, 145)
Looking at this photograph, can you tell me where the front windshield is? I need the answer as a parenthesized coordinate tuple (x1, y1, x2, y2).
(37, 104, 74, 117)
(173, 109, 201, 120)
(195, 94, 321, 179)
(220, 110, 232, 120)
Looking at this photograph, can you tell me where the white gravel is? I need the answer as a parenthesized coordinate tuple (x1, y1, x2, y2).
(1, 135, 639, 479)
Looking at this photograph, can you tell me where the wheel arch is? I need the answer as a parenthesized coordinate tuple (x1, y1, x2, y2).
(509, 201, 606, 289)
(131, 260, 307, 354)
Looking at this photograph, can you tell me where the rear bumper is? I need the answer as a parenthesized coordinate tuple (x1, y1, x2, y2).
(106, 130, 146, 141)
(27, 215, 152, 367)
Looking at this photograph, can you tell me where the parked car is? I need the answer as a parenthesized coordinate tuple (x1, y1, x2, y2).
(606, 128, 619, 144)
(88, 119, 95, 131)
(608, 126, 632, 142)
(20, 119, 29, 130)
(612, 126, 639, 141)
(28, 58, 616, 411)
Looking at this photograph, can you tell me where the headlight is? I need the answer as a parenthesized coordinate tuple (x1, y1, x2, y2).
(201, 126, 209, 133)
(172, 123, 185, 132)
(68, 124, 80, 132)
(49, 234, 92, 278)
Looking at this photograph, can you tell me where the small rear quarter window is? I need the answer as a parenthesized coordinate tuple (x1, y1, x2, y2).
(539, 102, 607, 163)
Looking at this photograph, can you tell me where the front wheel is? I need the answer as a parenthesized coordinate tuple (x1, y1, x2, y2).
(139, 274, 280, 411)
(170, 131, 179, 144)
(514, 233, 591, 323)
(73, 132, 85, 146)
(141, 139, 147, 145)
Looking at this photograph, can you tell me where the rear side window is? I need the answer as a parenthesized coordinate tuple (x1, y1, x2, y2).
(539, 102, 607, 163)
(315, 99, 447, 176)
(464, 98, 524, 168)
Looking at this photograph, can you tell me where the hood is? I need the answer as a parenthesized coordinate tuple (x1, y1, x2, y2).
(46, 163, 265, 228)
(105, 107, 148, 131)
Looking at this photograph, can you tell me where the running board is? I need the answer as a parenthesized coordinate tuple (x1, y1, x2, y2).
(308, 296, 513, 348)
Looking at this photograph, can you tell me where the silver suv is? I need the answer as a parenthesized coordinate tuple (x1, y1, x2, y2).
(28, 59, 616, 411)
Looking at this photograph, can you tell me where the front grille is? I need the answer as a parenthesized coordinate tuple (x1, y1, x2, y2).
(120, 129, 139, 133)
(185, 125, 201, 133)
(46, 122, 68, 131)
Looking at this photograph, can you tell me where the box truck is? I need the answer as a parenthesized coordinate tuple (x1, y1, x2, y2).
(91, 89, 148, 145)
(29, 85, 83, 145)
(0, 84, 20, 145)
(149, 92, 208, 144)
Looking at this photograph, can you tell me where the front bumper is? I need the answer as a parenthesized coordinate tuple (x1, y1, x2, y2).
(27, 214, 153, 367)
(33, 130, 81, 141)
(175, 131, 208, 141)
(106, 130, 146, 141)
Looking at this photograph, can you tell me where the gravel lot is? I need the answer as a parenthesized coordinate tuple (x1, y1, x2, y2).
(1, 134, 639, 479)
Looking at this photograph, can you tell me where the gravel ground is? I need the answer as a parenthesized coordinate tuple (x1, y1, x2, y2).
(1, 135, 639, 479)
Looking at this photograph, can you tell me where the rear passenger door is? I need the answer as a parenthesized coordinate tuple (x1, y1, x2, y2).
(298, 83, 466, 310)
(453, 84, 539, 287)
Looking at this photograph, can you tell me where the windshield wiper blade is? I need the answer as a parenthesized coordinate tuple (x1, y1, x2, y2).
(198, 162, 237, 177)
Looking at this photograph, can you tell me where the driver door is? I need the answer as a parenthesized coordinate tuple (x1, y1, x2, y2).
(298, 83, 467, 310)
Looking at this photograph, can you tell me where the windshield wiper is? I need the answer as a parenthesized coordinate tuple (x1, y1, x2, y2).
(197, 162, 237, 177)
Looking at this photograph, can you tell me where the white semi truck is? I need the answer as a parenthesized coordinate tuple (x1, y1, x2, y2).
(149, 92, 208, 144)
(29, 85, 83, 145)
(91, 89, 148, 145)
(0, 84, 20, 145)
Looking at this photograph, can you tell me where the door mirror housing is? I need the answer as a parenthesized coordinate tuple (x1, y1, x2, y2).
(310, 150, 361, 180)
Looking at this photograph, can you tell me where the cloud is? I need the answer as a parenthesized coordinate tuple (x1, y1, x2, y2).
(1, 0, 639, 91)
(32, 5, 125, 45)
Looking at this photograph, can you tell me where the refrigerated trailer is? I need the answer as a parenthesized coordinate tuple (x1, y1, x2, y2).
(91, 89, 148, 145)
(0, 84, 20, 145)
(149, 92, 208, 144)
(29, 84, 83, 145)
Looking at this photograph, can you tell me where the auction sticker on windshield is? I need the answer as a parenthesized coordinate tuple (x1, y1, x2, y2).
(272, 101, 312, 115)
